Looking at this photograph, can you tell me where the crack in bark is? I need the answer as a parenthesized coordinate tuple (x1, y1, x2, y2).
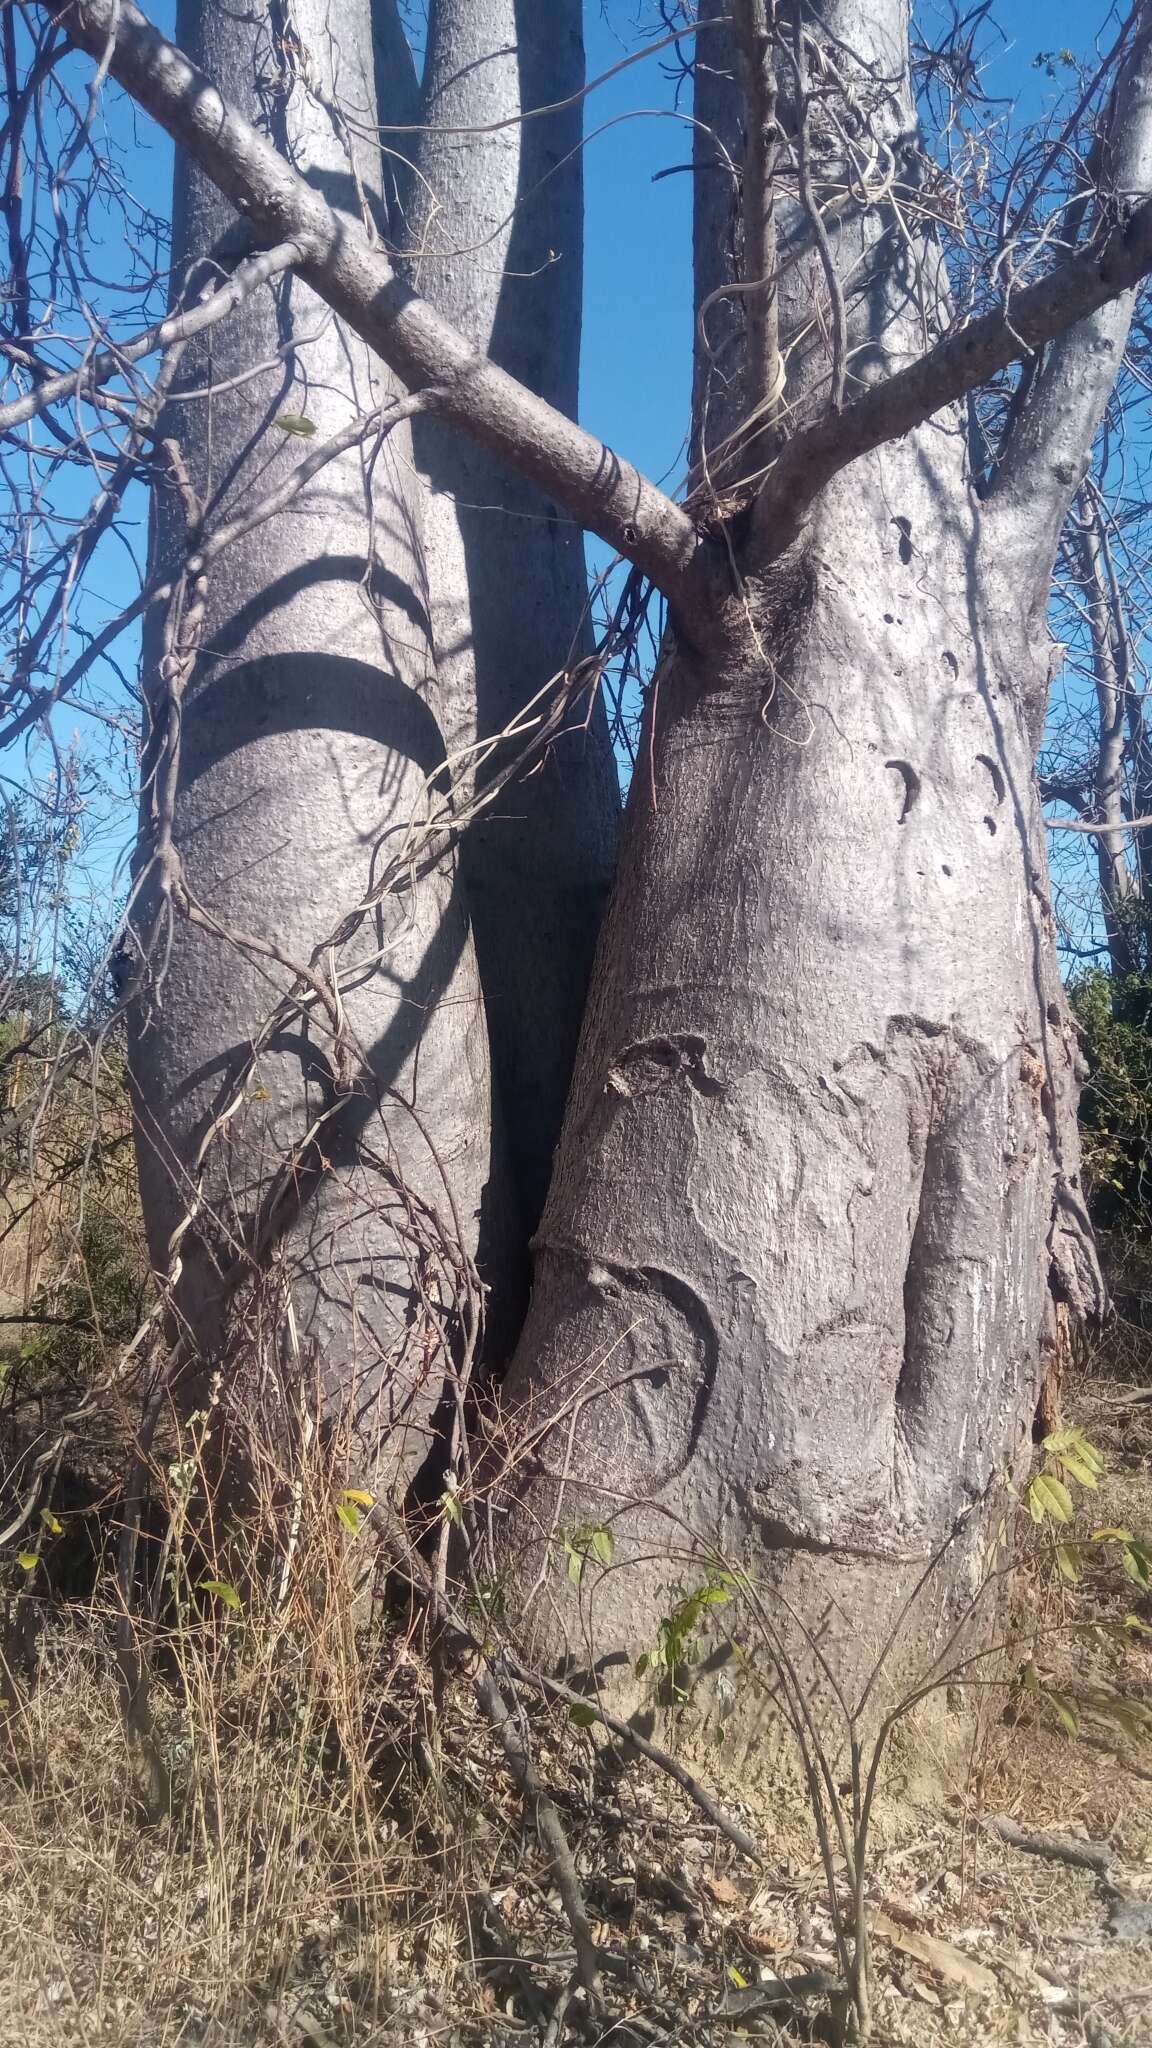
(741, 1493, 934, 1567)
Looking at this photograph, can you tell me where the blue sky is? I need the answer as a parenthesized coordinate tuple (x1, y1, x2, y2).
(579, 0, 1077, 512)
(6, 0, 1111, 944)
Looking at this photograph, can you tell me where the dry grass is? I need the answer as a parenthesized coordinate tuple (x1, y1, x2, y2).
(3, 1343, 1152, 2045)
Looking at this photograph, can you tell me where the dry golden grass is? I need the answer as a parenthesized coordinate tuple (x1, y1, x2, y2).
(3, 1322, 1152, 2045)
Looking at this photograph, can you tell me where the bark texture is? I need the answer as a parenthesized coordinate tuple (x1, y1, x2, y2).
(493, 0, 1119, 1736)
(51, 0, 1152, 1729)
(404, 0, 620, 1235)
(129, 0, 500, 1495)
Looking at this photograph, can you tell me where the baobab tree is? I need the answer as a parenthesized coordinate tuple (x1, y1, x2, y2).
(6, 0, 1152, 1725)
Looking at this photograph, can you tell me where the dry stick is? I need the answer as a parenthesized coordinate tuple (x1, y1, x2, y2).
(987, 1813, 1113, 1877)
(370, 1511, 761, 1864)
(472, 1666, 601, 2005)
(789, 5, 848, 415)
(507, 1654, 762, 1864)
(0, 236, 314, 432)
(735, 0, 782, 449)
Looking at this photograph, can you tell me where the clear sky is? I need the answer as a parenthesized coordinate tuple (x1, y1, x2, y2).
(6, 0, 1112, 946)
(579, 0, 1078, 504)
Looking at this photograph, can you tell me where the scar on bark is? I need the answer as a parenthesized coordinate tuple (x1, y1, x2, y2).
(885, 758, 921, 824)
(605, 1033, 725, 1099)
(976, 753, 1006, 835)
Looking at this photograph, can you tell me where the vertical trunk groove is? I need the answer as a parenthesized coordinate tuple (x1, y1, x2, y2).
(405, 0, 620, 1240)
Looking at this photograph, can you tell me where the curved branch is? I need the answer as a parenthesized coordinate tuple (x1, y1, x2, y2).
(992, 9, 1152, 528)
(50, 0, 703, 611)
(0, 237, 313, 434)
(752, 35, 1152, 557)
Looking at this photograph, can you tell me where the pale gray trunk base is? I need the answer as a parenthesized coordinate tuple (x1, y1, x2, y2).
(494, 441, 1102, 1724)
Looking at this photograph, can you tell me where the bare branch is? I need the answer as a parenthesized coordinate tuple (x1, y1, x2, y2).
(734, 0, 782, 443)
(1046, 813, 1152, 830)
(0, 237, 314, 434)
(49, 0, 702, 609)
(992, 10, 1152, 528)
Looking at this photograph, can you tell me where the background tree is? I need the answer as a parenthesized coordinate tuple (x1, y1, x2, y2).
(8, 0, 1152, 1737)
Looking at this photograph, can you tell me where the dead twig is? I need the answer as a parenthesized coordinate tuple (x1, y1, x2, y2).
(986, 1812, 1113, 1877)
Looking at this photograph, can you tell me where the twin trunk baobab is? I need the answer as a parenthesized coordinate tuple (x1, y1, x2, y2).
(49, 0, 1152, 1718)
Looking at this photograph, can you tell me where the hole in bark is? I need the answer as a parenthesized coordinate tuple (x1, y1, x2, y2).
(983, 815, 997, 836)
(892, 514, 913, 564)
(1041, 1082, 1055, 1120)
(942, 864, 952, 876)
(884, 612, 895, 623)
(976, 753, 1006, 806)
(886, 759, 921, 824)
(942, 649, 959, 676)
(1047, 1002, 1061, 1026)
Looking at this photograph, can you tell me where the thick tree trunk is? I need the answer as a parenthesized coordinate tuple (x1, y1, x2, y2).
(492, 0, 1110, 1734)
(404, 0, 620, 1236)
(128, 0, 503, 1497)
(55, 0, 1152, 1727)
(495, 435, 1103, 1733)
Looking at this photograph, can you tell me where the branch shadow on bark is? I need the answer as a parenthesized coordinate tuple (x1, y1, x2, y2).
(130, 645, 519, 1497)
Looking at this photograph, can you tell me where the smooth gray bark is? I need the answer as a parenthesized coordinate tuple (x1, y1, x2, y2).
(492, 0, 1135, 1733)
(404, 0, 619, 1235)
(49, 0, 1152, 1723)
(129, 0, 501, 1497)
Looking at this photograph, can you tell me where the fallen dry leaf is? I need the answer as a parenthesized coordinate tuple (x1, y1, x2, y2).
(870, 1912, 998, 1998)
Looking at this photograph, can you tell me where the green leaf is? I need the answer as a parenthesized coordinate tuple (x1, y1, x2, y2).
(1090, 1527, 1133, 1543)
(335, 1501, 362, 1536)
(1055, 1543, 1083, 1583)
(727, 1965, 749, 1989)
(274, 413, 316, 436)
(590, 1525, 614, 1568)
(1043, 1687, 1081, 1738)
(1057, 1452, 1099, 1489)
(198, 1577, 241, 1611)
(1028, 1474, 1075, 1524)
(439, 1489, 460, 1525)
(16, 1550, 37, 1572)
(1122, 1541, 1152, 1588)
(341, 1487, 375, 1508)
(39, 1509, 62, 1535)
(1125, 1614, 1152, 1637)
(568, 1703, 599, 1729)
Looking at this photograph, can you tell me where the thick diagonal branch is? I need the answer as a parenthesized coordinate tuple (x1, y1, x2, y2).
(753, 85, 1152, 558)
(51, 0, 701, 609)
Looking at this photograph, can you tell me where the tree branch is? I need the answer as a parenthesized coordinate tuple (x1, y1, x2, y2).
(752, 35, 1152, 553)
(734, 0, 782, 445)
(51, 0, 702, 609)
(991, 9, 1152, 528)
(0, 237, 313, 434)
